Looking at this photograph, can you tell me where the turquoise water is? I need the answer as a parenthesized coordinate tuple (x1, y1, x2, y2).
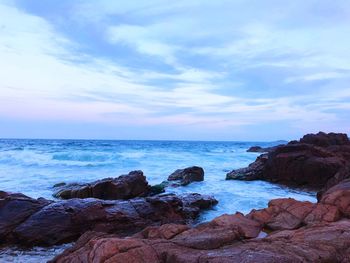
(0, 139, 316, 220)
(0, 139, 316, 262)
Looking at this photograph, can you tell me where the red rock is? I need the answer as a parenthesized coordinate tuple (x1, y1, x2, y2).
(317, 164, 350, 200)
(53, 170, 151, 200)
(51, 218, 350, 263)
(262, 144, 345, 188)
(304, 203, 340, 224)
(134, 224, 189, 240)
(320, 178, 350, 217)
(247, 198, 340, 231)
(211, 213, 261, 238)
(227, 132, 350, 190)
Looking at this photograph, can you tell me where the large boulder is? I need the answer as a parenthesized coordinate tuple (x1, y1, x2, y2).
(53, 170, 151, 200)
(168, 166, 204, 186)
(0, 192, 217, 246)
(260, 143, 346, 188)
(227, 132, 350, 190)
(0, 192, 51, 244)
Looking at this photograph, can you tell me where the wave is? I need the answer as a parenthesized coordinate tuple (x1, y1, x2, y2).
(52, 152, 113, 162)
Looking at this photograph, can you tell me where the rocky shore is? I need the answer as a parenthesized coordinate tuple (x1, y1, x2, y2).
(1, 131, 350, 262)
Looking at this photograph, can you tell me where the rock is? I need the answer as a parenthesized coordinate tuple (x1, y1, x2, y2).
(53, 182, 66, 188)
(51, 214, 350, 263)
(199, 220, 350, 263)
(300, 131, 350, 147)
(247, 198, 340, 231)
(51, 211, 263, 263)
(319, 178, 350, 217)
(247, 146, 264, 152)
(149, 181, 168, 195)
(261, 144, 346, 188)
(168, 166, 204, 186)
(0, 192, 51, 245)
(180, 193, 219, 219)
(227, 132, 350, 190)
(53, 170, 151, 200)
(317, 164, 350, 200)
(0, 192, 217, 246)
(226, 154, 267, 180)
(211, 213, 262, 238)
(247, 145, 278, 153)
(133, 224, 190, 240)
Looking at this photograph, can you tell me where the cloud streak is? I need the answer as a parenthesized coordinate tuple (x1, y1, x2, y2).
(0, 0, 349, 140)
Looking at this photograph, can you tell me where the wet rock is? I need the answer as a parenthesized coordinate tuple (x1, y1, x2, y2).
(227, 132, 350, 190)
(226, 154, 267, 180)
(168, 166, 204, 186)
(149, 181, 168, 195)
(0, 192, 51, 245)
(0, 192, 217, 246)
(247, 145, 278, 153)
(53, 170, 151, 200)
(180, 193, 218, 218)
(53, 182, 66, 188)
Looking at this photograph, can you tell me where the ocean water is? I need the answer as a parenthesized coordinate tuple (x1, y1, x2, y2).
(0, 139, 316, 262)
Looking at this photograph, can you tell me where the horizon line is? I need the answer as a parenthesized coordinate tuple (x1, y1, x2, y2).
(0, 137, 288, 143)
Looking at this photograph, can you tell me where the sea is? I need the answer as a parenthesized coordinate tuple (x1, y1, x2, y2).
(0, 139, 316, 262)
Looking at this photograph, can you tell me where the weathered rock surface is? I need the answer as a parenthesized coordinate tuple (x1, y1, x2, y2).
(319, 178, 350, 217)
(168, 166, 204, 186)
(51, 196, 350, 263)
(247, 198, 340, 231)
(0, 191, 217, 246)
(53, 170, 151, 200)
(227, 132, 350, 190)
(50, 212, 263, 263)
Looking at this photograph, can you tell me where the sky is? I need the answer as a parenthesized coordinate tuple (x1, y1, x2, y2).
(0, 0, 349, 141)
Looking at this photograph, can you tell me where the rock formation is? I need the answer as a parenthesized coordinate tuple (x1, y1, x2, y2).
(51, 179, 350, 263)
(167, 166, 204, 186)
(227, 132, 350, 192)
(53, 170, 151, 200)
(0, 191, 217, 246)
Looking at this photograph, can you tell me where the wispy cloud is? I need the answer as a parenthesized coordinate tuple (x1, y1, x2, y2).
(0, 0, 349, 139)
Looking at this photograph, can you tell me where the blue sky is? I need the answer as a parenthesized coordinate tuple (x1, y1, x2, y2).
(0, 0, 349, 140)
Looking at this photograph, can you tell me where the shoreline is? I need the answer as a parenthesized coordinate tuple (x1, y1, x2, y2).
(1, 131, 349, 262)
